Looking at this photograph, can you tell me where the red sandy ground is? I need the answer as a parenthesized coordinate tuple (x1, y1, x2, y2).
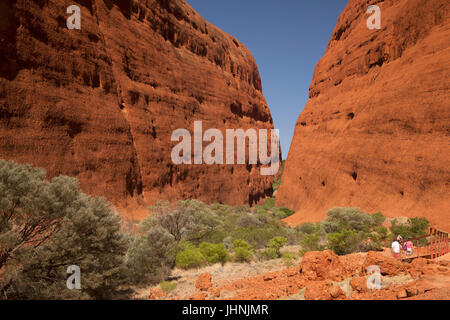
(150, 250, 450, 300)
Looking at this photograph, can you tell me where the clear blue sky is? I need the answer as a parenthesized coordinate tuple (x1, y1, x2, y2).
(187, 0, 349, 159)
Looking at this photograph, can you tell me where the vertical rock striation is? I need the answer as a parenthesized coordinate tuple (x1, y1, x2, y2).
(277, 0, 450, 229)
(0, 0, 278, 219)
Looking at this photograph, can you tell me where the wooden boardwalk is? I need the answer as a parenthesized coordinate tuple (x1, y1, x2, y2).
(400, 226, 449, 261)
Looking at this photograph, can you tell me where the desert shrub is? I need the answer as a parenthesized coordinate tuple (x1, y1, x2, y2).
(390, 217, 429, 245)
(261, 247, 278, 260)
(409, 218, 429, 237)
(327, 229, 362, 255)
(125, 226, 175, 285)
(267, 236, 288, 257)
(160, 281, 177, 294)
(0, 160, 127, 299)
(237, 214, 261, 228)
(222, 236, 234, 250)
(232, 239, 252, 262)
(360, 233, 383, 252)
(264, 197, 276, 208)
(272, 160, 285, 191)
(175, 247, 206, 269)
(371, 212, 386, 226)
(296, 223, 316, 235)
(323, 207, 375, 233)
(272, 206, 295, 219)
(231, 223, 288, 249)
(199, 242, 229, 265)
(145, 200, 223, 245)
(299, 233, 323, 256)
(281, 252, 297, 266)
(375, 226, 391, 246)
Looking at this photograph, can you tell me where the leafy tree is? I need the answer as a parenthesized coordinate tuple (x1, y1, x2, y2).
(327, 230, 361, 255)
(296, 223, 316, 235)
(175, 247, 206, 269)
(232, 239, 252, 262)
(145, 200, 223, 244)
(0, 160, 127, 299)
(267, 236, 288, 257)
(370, 212, 386, 226)
(323, 207, 375, 233)
(199, 242, 229, 265)
(299, 233, 323, 256)
(125, 226, 175, 285)
(261, 247, 278, 260)
(390, 217, 429, 245)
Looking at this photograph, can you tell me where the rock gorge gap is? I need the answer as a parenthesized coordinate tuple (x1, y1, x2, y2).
(0, 0, 280, 219)
(277, 0, 450, 230)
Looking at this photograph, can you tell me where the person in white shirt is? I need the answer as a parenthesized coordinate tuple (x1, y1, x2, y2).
(391, 239, 401, 259)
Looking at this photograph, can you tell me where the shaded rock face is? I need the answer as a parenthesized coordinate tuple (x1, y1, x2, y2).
(277, 0, 450, 229)
(0, 0, 278, 218)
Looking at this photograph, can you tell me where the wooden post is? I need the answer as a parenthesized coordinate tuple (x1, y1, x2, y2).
(445, 233, 449, 253)
(429, 227, 432, 257)
(434, 229, 438, 258)
(438, 231, 441, 258)
(431, 227, 435, 259)
(416, 240, 419, 258)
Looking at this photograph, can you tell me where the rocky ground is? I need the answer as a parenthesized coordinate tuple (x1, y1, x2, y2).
(144, 250, 450, 300)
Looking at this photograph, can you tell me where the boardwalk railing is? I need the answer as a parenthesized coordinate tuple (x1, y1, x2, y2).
(401, 226, 449, 260)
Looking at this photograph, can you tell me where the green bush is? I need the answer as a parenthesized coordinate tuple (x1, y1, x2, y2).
(199, 242, 229, 265)
(390, 217, 429, 245)
(327, 230, 361, 255)
(160, 281, 177, 294)
(261, 247, 278, 260)
(299, 233, 323, 256)
(272, 206, 295, 219)
(267, 236, 288, 257)
(264, 197, 276, 208)
(296, 223, 316, 234)
(125, 226, 175, 285)
(323, 207, 375, 233)
(0, 160, 127, 299)
(281, 252, 297, 266)
(175, 247, 206, 269)
(371, 212, 386, 226)
(232, 239, 252, 262)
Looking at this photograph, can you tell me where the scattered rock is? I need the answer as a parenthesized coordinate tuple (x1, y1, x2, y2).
(196, 273, 213, 291)
(149, 287, 165, 300)
(362, 251, 407, 276)
(300, 250, 347, 281)
(396, 289, 408, 299)
(189, 292, 208, 300)
(350, 276, 368, 293)
(304, 281, 346, 300)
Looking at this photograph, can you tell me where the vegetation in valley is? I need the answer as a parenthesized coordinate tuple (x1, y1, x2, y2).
(0, 160, 431, 299)
(0, 160, 127, 299)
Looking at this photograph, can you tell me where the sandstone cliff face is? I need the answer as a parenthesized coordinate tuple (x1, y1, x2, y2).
(0, 0, 277, 218)
(277, 0, 450, 229)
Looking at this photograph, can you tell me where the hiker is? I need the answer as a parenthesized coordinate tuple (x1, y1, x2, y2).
(405, 240, 413, 256)
(391, 238, 401, 259)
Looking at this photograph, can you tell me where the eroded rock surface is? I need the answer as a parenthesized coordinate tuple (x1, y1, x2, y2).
(0, 0, 278, 218)
(277, 0, 450, 229)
